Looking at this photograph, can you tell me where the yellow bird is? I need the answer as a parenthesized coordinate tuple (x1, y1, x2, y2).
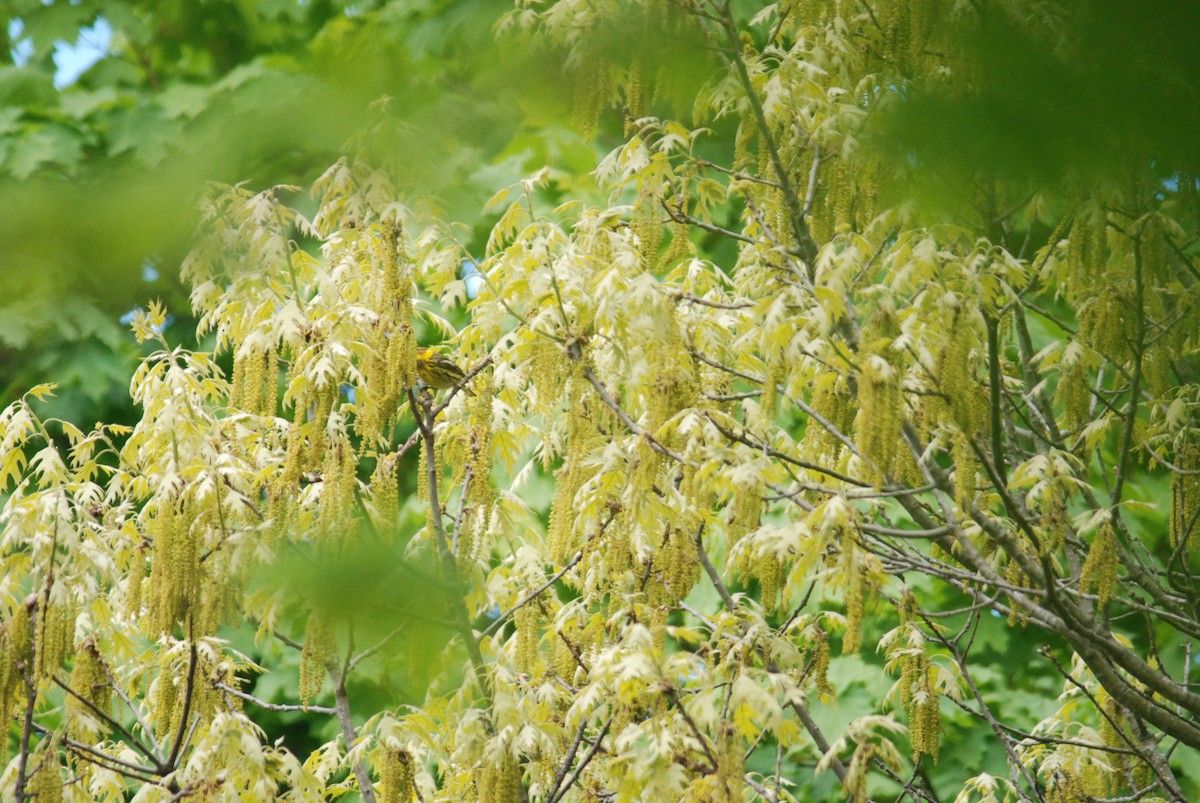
(416, 348, 473, 395)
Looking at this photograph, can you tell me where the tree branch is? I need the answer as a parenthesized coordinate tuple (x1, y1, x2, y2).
(547, 715, 614, 803)
(216, 682, 337, 715)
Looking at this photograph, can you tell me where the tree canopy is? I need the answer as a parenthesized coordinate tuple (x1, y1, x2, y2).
(2, 1, 1200, 801)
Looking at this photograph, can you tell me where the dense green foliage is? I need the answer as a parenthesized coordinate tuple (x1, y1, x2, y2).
(2, 1, 1200, 801)
(0, 0, 530, 421)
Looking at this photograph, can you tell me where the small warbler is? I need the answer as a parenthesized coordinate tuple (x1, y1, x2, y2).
(416, 348, 473, 395)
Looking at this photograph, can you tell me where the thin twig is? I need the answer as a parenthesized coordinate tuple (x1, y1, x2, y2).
(482, 550, 585, 637)
(546, 717, 590, 803)
(103, 663, 162, 759)
(216, 682, 337, 715)
(54, 677, 157, 761)
(33, 723, 162, 784)
(548, 715, 614, 803)
(662, 199, 755, 244)
(667, 688, 719, 773)
(166, 639, 199, 770)
(346, 625, 408, 675)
